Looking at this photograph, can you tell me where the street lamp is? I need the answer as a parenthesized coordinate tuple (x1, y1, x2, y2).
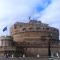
(48, 33, 52, 57)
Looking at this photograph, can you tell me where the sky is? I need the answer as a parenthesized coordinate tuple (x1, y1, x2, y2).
(0, 0, 60, 37)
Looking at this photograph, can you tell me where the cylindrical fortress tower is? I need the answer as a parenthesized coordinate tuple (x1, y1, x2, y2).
(10, 20, 59, 44)
(10, 20, 59, 57)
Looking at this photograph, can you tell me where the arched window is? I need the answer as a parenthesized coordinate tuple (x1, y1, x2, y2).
(36, 27, 40, 30)
(22, 28, 26, 31)
(46, 28, 49, 30)
(29, 28, 32, 30)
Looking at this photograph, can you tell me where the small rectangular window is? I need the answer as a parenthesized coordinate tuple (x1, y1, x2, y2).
(14, 24, 17, 29)
(46, 28, 49, 30)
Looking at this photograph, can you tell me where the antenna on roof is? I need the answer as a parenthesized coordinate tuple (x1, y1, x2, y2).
(29, 16, 31, 20)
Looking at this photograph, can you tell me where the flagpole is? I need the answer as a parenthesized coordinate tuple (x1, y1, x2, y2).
(3, 26, 7, 36)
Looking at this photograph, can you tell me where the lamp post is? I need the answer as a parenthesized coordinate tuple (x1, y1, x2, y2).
(48, 33, 52, 57)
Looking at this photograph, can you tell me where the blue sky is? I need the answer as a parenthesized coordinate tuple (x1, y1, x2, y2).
(0, 0, 60, 37)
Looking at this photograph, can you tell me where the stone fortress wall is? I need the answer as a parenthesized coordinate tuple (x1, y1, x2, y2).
(0, 20, 59, 57)
(10, 20, 59, 57)
(0, 36, 15, 57)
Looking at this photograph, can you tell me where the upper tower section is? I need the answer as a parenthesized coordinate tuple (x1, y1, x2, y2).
(10, 20, 59, 43)
(10, 20, 59, 35)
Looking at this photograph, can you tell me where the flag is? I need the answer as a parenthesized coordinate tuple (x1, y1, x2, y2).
(3, 26, 7, 32)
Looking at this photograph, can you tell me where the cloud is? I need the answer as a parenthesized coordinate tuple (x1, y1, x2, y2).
(38, 0, 60, 29)
(0, 0, 51, 35)
(0, 0, 60, 38)
(36, 0, 60, 38)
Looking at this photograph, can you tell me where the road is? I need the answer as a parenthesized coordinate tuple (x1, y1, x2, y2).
(0, 57, 60, 60)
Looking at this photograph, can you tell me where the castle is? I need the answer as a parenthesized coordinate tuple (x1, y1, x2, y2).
(0, 20, 60, 57)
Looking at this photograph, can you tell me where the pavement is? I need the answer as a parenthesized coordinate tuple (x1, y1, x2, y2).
(0, 57, 60, 60)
